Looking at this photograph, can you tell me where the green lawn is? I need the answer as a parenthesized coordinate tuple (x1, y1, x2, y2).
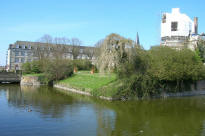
(58, 71, 117, 92)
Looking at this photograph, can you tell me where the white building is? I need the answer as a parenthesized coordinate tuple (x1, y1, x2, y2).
(161, 8, 199, 49)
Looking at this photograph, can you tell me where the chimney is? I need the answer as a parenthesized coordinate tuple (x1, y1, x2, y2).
(194, 17, 198, 34)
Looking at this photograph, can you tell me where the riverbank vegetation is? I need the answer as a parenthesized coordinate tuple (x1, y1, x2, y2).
(21, 33, 205, 100)
(94, 33, 205, 99)
(57, 71, 116, 95)
(22, 59, 93, 84)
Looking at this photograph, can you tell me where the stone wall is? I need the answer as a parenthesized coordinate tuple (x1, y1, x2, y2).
(159, 80, 205, 98)
(0, 72, 21, 83)
(20, 76, 43, 86)
(191, 80, 205, 91)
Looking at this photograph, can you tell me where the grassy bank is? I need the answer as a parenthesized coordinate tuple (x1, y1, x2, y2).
(57, 71, 118, 97)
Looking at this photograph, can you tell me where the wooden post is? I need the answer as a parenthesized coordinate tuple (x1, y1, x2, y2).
(90, 66, 95, 74)
(74, 66, 78, 73)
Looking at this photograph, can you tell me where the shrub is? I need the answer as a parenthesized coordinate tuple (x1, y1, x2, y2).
(22, 62, 32, 74)
(31, 61, 42, 73)
(44, 59, 73, 82)
(72, 59, 93, 71)
(116, 46, 205, 98)
(22, 59, 74, 84)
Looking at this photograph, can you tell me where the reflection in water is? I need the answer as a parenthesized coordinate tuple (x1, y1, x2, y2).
(1, 85, 205, 136)
(6, 85, 75, 118)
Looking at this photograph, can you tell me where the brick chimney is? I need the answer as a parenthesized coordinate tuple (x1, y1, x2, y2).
(194, 17, 198, 34)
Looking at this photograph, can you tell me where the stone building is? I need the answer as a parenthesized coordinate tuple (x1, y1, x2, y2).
(161, 8, 205, 49)
(6, 41, 95, 70)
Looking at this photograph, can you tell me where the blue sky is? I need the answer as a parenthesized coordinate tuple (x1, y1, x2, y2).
(0, 0, 205, 65)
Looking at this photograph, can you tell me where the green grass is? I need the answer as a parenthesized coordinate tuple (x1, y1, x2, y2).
(58, 71, 117, 93)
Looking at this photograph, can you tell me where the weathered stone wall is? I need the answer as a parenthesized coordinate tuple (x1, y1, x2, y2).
(20, 76, 43, 86)
(0, 72, 21, 83)
(159, 80, 205, 98)
(191, 80, 205, 91)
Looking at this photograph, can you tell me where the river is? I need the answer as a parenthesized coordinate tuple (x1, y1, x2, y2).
(0, 85, 205, 136)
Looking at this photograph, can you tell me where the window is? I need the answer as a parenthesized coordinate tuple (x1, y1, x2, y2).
(171, 22, 178, 31)
(22, 45, 26, 49)
(15, 58, 19, 63)
(27, 52, 32, 56)
(16, 45, 19, 48)
(21, 51, 25, 56)
(27, 59, 32, 62)
(15, 51, 20, 56)
(162, 14, 166, 23)
(21, 58, 25, 63)
(80, 49, 83, 53)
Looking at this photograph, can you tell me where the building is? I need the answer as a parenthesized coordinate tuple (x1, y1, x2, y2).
(6, 41, 95, 70)
(161, 8, 205, 49)
(0, 66, 5, 71)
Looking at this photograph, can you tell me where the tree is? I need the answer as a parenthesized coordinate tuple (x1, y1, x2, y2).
(95, 33, 137, 73)
(70, 38, 81, 59)
(44, 59, 73, 82)
(196, 40, 205, 62)
(21, 62, 31, 74)
(148, 46, 205, 81)
(34, 34, 54, 60)
(53, 37, 70, 59)
(83, 47, 94, 60)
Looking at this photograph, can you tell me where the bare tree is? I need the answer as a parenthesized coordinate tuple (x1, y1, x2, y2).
(84, 47, 94, 60)
(93, 39, 104, 59)
(70, 38, 81, 59)
(38, 34, 53, 43)
(34, 34, 54, 60)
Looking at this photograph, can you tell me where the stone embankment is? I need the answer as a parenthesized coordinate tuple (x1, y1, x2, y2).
(20, 76, 44, 86)
(54, 84, 114, 101)
(55, 81, 205, 100)
(160, 90, 205, 98)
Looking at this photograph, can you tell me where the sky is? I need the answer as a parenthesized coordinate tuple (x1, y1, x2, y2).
(0, 0, 205, 65)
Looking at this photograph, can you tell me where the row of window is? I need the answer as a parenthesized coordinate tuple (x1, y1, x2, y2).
(15, 51, 32, 56)
(14, 55, 94, 63)
(16, 45, 32, 49)
(15, 58, 33, 63)
(15, 45, 86, 53)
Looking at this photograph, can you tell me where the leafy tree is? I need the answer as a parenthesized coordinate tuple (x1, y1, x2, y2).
(196, 40, 205, 62)
(117, 46, 205, 98)
(72, 60, 93, 71)
(148, 46, 205, 81)
(31, 61, 42, 73)
(21, 62, 31, 74)
(44, 59, 73, 82)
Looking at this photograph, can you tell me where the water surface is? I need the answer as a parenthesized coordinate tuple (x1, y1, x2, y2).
(0, 85, 205, 136)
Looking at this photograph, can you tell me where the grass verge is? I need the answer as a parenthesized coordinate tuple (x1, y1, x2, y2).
(57, 71, 117, 97)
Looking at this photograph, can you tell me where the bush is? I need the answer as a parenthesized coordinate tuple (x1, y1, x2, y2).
(22, 62, 32, 74)
(44, 59, 73, 82)
(116, 46, 205, 98)
(22, 59, 74, 84)
(31, 61, 42, 73)
(72, 59, 93, 71)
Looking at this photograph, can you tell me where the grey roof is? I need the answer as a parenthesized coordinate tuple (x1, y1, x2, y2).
(10, 41, 94, 49)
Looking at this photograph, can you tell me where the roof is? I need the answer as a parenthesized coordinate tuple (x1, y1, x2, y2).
(10, 41, 95, 49)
